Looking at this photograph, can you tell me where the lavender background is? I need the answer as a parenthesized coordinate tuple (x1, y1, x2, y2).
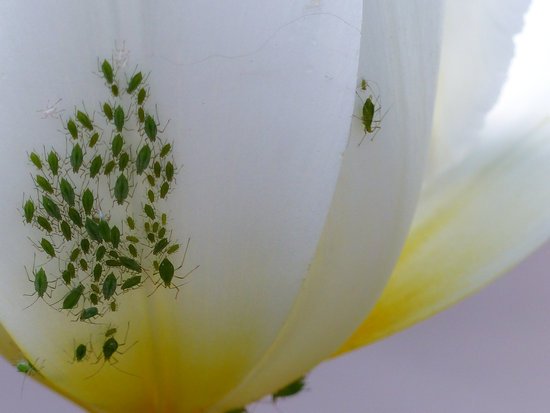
(1, 241, 548, 412)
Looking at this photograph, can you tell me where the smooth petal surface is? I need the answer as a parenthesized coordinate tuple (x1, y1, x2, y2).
(0, 1, 439, 412)
(337, 123, 550, 351)
(337, 0, 550, 353)
(428, 0, 531, 179)
(211, 0, 443, 410)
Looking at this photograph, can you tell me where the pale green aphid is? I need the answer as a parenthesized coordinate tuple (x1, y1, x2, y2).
(272, 376, 306, 402)
(89, 132, 100, 148)
(101, 59, 114, 84)
(60, 221, 72, 241)
(68, 207, 83, 227)
(126, 72, 143, 94)
(137, 88, 146, 105)
(47, 151, 59, 175)
(29, 152, 42, 170)
(67, 119, 78, 139)
(136, 145, 151, 175)
(90, 155, 103, 178)
(81, 238, 91, 254)
(16, 359, 37, 375)
(103, 103, 113, 121)
(111, 134, 124, 157)
(82, 189, 94, 215)
(144, 204, 155, 220)
(59, 178, 75, 206)
(35, 175, 53, 194)
(113, 106, 125, 132)
(76, 110, 94, 131)
(128, 244, 138, 257)
(118, 152, 130, 171)
(36, 216, 52, 232)
(114, 174, 129, 204)
(165, 162, 174, 182)
(23, 200, 35, 223)
(143, 114, 157, 141)
(62, 284, 84, 309)
(70, 144, 84, 173)
(42, 196, 61, 220)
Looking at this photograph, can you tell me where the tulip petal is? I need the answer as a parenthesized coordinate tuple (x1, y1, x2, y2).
(0, 1, 370, 411)
(211, 0, 444, 409)
(428, 0, 531, 179)
(337, 122, 550, 353)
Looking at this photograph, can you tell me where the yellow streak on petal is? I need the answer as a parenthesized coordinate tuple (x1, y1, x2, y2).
(336, 122, 550, 354)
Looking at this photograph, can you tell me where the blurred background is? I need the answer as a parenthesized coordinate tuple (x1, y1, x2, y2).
(1, 240, 548, 413)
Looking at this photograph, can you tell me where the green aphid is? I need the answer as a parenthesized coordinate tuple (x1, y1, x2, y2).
(136, 145, 151, 175)
(272, 377, 306, 402)
(108, 250, 119, 258)
(29, 152, 42, 169)
(90, 293, 99, 305)
(137, 107, 145, 123)
(126, 235, 139, 244)
(47, 151, 59, 175)
(80, 307, 98, 321)
(82, 188, 94, 215)
(111, 225, 121, 249)
(147, 233, 155, 243)
(90, 155, 103, 178)
(93, 263, 103, 282)
(60, 221, 72, 241)
(147, 190, 155, 203)
(127, 72, 143, 94)
(62, 264, 75, 285)
(42, 196, 61, 220)
(70, 248, 80, 262)
(153, 161, 161, 178)
(161, 213, 167, 226)
(152, 222, 159, 233)
(137, 88, 146, 105)
(113, 106, 125, 132)
(101, 60, 114, 84)
(96, 245, 107, 261)
(158, 227, 166, 239)
(159, 258, 174, 286)
(68, 207, 83, 228)
(103, 337, 119, 361)
(144, 114, 157, 141)
(35, 175, 53, 194)
(76, 110, 93, 131)
(144, 222, 151, 233)
(153, 238, 169, 255)
(121, 275, 141, 290)
(62, 284, 84, 309)
(70, 144, 84, 173)
(89, 132, 100, 148)
(160, 182, 169, 199)
(144, 204, 155, 220)
(111, 84, 119, 97)
(160, 144, 171, 158)
(102, 273, 117, 300)
(16, 359, 36, 375)
(104, 160, 116, 175)
(114, 174, 129, 204)
(119, 256, 142, 273)
(98, 220, 111, 242)
(126, 216, 135, 230)
(67, 119, 78, 139)
(33, 268, 48, 298)
(23, 200, 35, 223)
(110, 301, 117, 312)
(105, 327, 117, 337)
(360, 78, 368, 91)
(59, 178, 75, 206)
(153, 260, 159, 271)
(118, 152, 129, 171)
(81, 238, 91, 254)
(75, 344, 87, 362)
(36, 216, 52, 232)
(103, 103, 113, 121)
(146, 174, 155, 187)
(90, 284, 100, 294)
(165, 162, 174, 182)
(111, 134, 124, 157)
(106, 259, 121, 267)
(80, 258, 88, 271)
(128, 244, 138, 257)
(85, 218, 103, 243)
(167, 244, 180, 254)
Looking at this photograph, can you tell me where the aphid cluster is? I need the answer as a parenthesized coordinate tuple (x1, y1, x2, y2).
(355, 78, 383, 145)
(21, 55, 196, 369)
